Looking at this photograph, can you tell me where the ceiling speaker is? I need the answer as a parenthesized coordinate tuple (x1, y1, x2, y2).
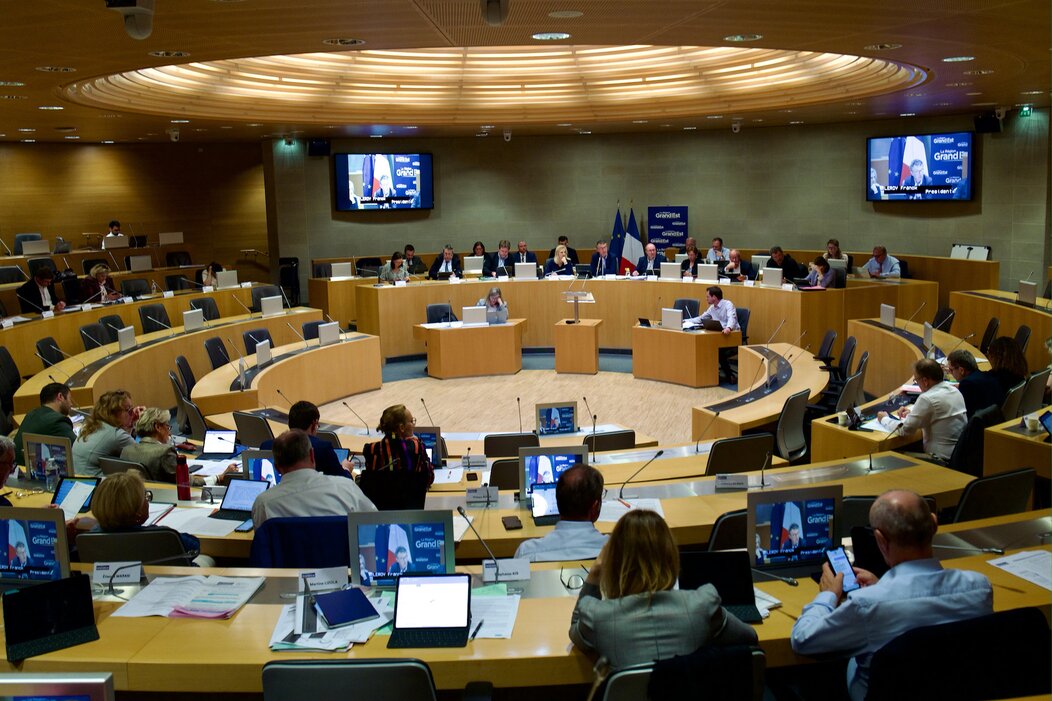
(481, 0, 509, 26)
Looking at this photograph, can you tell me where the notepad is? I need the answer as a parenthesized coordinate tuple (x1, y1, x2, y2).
(313, 587, 381, 628)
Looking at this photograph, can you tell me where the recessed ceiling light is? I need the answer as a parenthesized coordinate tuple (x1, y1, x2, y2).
(370, 134, 383, 138)
(706, 115, 723, 119)
(246, 123, 262, 127)
(899, 112, 916, 117)
(404, 125, 418, 130)
(962, 69, 994, 76)
(323, 38, 365, 47)
(935, 102, 951, 106)
(864, 43, 902, 51)
(532, 32, 571, 41)
(724, 33, 763, 42)
(944, 82, 973, 87)
(965, 91, 983, 96)
(752, 118, 764, 122)
(99, 113, 123, 118)
(789, 120, 804, 124)
(36, 66, 75, 73)
(631, 120, 648, 124)
(578, 130, 591, 135)
(64, 135, 80, 139)
(548, 10, 583, 18)
(779, 109, 794, 113)
(170, 119, 190, 123)
(480, 124, 495, 129)
(193, 128, 208, 132)
(475, 132, 489, 137)
(0, 95, 27, 100)
(149, 50, 190, 58)
(219, 125, 234, 129)
(0, 81, 24, 87)
(17, 128, 35, 132)
(904, 92, 924, 97)
(37, 105, 64, 110)
(659, 124, 672, 127)
(556, 122, 572, 127)
(941, 56, 974, 62)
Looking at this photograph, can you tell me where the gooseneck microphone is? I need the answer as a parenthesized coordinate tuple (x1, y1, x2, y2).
(516, 397, 522, 433)
(50, 345, 86, 370)
(421, 398, 435, 425)
(456, 506, 502, 582)
(342, 401, 371, 435)
(41, 361, 71, 379)
(618, 449, 664, 503)
(582, 396, 598, 462)
(901, 301, 926, 331)
(695, 411, 720, 453)
(146, 316, 176, 337)
(106, 551, 201, 596)
(932, 543, 1005, 555)
(16, 293, 45, 314)
(286, 322, 307, 348)
(232, 295, 254, 317)
(223, 337, 248, 389)
(751, 568, 798, 586)
(944, 333, 976, 357)
(80, 328, 104, 350)
(764, 319, 786, 351)
(275, 388, 294, 406)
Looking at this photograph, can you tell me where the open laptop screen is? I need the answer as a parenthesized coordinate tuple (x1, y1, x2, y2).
(747, 485, 842, 569)
(393, 574, 470, 629)
(23, 434, 72, 482)
(0, 507, 71, 587)
(202, 430, 238, 455)
(349, 510, 454, 587)
(536, 401, 577, 435)
(218, 479, 270, 512)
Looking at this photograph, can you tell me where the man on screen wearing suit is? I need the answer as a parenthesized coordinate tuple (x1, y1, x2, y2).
(483, 239, 513, 277)
(633, 243, 661, 276)
(428, 245, 462, 279)
(548, 236, 579, 266)
(515, 240, 538, 265)
(723, 249, 756, 281)
(589, 240, 619, 277)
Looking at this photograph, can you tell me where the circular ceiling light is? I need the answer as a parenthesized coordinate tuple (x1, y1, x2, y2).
(35, 66, 75, 72)
(532, 32, 571, 41)
(0, 95, 27, 100)
(37, 105, 64, 110)
(323, 38, 365, 47)
(962, 69, 994, 76)
(0, 81, 25, 87)
(150, 50, 190, 58)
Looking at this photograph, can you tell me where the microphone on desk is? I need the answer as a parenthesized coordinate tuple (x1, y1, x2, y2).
(224, 337, 248, 389)
(943, 333, 976, 358)
(759, 451, 772, 489)
(278, 285, 294, 311)
(80, 327, 105, 350)
(275, 388, 294, 407)
(931, 310, 955, 332)
(106, 551, 201, 596)
(286, 322, 307, 348)
(107, 250, 125, 272)
(246, 333, 267, 351)
(741, 357, 770, 402)
(105, 322, 126, 338)
(516, 397, 522, 434)
(50, 344, 87, 370)
(695, 411, 720, 453)
(933, 543, 1005, 555)
(583, 396, 598, 462)
(751, 569, 798, 586)
(147, 316, 176, 337)
(421, 398, 435, 425)
(900, 301, 926, 330)
(617, 449, 663, 505)
(0, 238, 11, 256)
(783, 343, 813, 365)
(342, 401, 371, 435)
(231, 295, 255, 318)
(43, 364, 72, 380)
(81, 287, 107, 306)
(456, 506, 503, 583)
(764, 319, 786, 351)
(1023, 270, 1034, 283)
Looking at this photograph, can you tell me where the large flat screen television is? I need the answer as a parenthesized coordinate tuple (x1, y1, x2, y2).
(334, 153, 434, 210)
(866, 132, 973, 201)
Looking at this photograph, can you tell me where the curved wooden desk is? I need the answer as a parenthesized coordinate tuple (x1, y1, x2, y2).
(13, 307, 323, 416)
(949, 289, 1051, 372)
(983, 406, 1051, 479)
(190, 335, 382, 417)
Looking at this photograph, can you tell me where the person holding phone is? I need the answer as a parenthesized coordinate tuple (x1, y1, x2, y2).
(790, 490, 992, 701)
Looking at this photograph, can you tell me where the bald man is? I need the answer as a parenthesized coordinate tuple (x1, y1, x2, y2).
(791, 490, 992, 701)
(513, 464, 607, 562)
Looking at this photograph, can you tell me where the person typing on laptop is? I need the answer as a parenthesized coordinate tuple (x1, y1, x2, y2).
(251, 429, 375, 528)
(514, 465, 607, 562)
(475, 287, 509, 324)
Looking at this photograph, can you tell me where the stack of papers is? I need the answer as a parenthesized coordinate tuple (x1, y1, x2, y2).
(598, 498, 665, 523)
(987, 550, 1051, 590)
(113, 575, 264, 618)
(861, 415, 902, 433)
(270, 568, 391, 651)
(156, 508, 242, 536)
(754, 588, 783, 618)
(432, 467, 464, 485)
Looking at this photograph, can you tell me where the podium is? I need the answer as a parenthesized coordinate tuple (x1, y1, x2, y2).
(562, 290, 595, 324)
(554, 319, 602, 374)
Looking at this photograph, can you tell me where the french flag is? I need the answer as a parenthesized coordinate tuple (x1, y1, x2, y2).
(775, 501, 802, 548)
(621, 209, 645, 274)
(386, 523, 411, 569)
(7, 519, 26, 561)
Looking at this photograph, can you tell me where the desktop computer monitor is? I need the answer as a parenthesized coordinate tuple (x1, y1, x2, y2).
(747, 484, 843, 572)
(0, 672, 114, 700)
(536, 401, 577, 435)
(348, 509, 454, 587)
(22, 434, 73, 483)
(0, 507, 71, 588)
(517, 445, 588, 500)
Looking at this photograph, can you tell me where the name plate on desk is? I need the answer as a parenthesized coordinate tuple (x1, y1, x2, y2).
(240, 281, 253, 289)
(202, 285, 214, 293)
(92, 561, 141, 585)
(482, 558, 530, 583)
(122, 297, 132, 304)
(1, 320, 12, 329)
(714, 474, 751, 490)
(42, 310, 55, 319)
(781, 283, 795, 291)
(462, 454, 486, 468)
(394, 280, 407, 287)
(744, 280, 755, 287)
(448, 277, 462, 284)
(163, 290, 174, 299)
(466, 486, 499, 505)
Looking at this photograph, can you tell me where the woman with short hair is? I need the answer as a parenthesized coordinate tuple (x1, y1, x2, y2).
(120, 407, 178, 482)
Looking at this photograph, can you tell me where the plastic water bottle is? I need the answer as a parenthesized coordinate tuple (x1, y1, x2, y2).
(151, 280, 159, 294)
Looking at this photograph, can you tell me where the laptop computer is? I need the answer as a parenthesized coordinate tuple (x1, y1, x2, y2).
(196, 429, 240, 460)
(207, 478, 270, 520)
(102, 235, 129, 249)
(0, 507, 72, 589)
(50, 476, 100, 514)
(637, 317, 652, 327)
(463, 255, 484, 275)
(696, 263, 719, 283)
(21, 240, 51, 255)
(387, 573, 471, 648)
(260, 295, 283, 318)
(330, 262, 353, 278)
(3, 572, 98, 662)
(760, 267, 783, 287)
(661, 262, 681, 279)
(461, 306, 487, 326)
(215, 270, 239, 289)
(128, 254, 153, 272)
(530, 481, 560, 526)
(679, 550, 763, 623)
(514, 262, 538, 279)
(688, 318, 724, 331)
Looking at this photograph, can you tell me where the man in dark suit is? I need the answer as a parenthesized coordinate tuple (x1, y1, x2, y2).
(428, 244, 462, 279)
(402, 244, 427, 275)
(16, 265, 65, 314)
(633, 243, 661, 276)
(547, 236, 579, 266)
(259, 400, 352, 478)
(723, 249, 756, 281)
(515, 240, 538, 265)
(947, 350, 1006, 418)
(768, 246, 806, 279)
(483, 239, 513, 277)
(589, 239, 618, 277)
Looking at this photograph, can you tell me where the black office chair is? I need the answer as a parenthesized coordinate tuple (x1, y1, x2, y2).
(425, 303, 456, 324)
(81, 258, 108, 275)
(704, 433, 774, 476)
(979, 317, 999, 355)
(76, 530, 194, 566)
(897, 259, 910, 279)
(673, 298, 700, 319)
(648, 645, 766, 701)
(931, 306, 955, 334)
(165, 274, 189, 291)
(314, 430, 342, 449)
(706, 509, 747, 551)
(1018, 368, 1051, 416)
(949, 405, 1003, 478)
(251, 284, 282, 312)
(488, 459, 519, 490)
(826, 335, 856, 383)
(98, 314, 127, 343)
(831, 266, 847, 288)
(139, 304, 171, 334)
(250, 516, 350, 569)
(121, 278, 150, 297)
(27, 257, 56, 278)
(182, 395, 209, 442)
(13, 233, 41, 256)
(302, 320, 325, 340)
(1000, 379, 1026, 420)
(99, 456, 146, 476)
(35, 337, 63, 368)
(167, 370, 189, 435)
(61, 276, 83, 305)
(279, 256, 299, 306)
(79, 322, 107, 351)
(175, 355, 197, 395)
(736, 307, 750, 344)
(188, 296, 220, 321)
(1014, 324, 1032, 354)
(814, 329, 837, 366)
(166, 251, 193, 267)
(599, 663, 653, 701)
(0, 266, 25, 284)
(312, 263, 333, 278)
(204, 337, 229, 370)
(356, 257, 382, 278)
(951, 467, 1035, 523)
(775, 389, 810, 463)
(866, 607, 1051, 701)
(483, 432, 539, 458)
(243, 328, 274, 354)
(357, 470, 430, 511)
(262, 658, 455, 701)
(583, 430, 636, 453)
(233, 411, 275, 448)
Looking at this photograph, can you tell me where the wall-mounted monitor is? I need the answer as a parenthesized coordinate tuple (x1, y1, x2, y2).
(867, 132, 973, 201)
(334, 153, 434, 211)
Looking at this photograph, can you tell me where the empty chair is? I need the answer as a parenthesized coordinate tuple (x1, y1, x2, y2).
(705, 433, 774, 476)
(167, 370, 189, 435)
(1000, 379, 1025, 420)
(79, 322, 107, 350)
(483, 432, 539, 458)
(121, 277, 150, 297)
(279, 256, 300, 306)
(1014, 324, 1032, 354)
(12, 233, 41, 255)
(488, 458, 519, 490)
(736, 307, 750, 344)
(852, 351, 870, 406)
(707, 509, 747, 551)
(249, 516, 350, 568)
(61, 276, 82, 305)
(139, 304, 171, 333)
(175, 355, 196, 395)
(251, 284, 282, 312)
(600, 664, 653, 701)
(948, 405, 1003, 477)
(27, 257, 56, 278)
(165, 250, 193, 267)
(831, 266, 847, 288)
(262, 659, 442, 701)
(165, 274, 189, 291)
(35, 337, 63, 368)
(233, 411, 274, 448)
(181, 396, 209, 442)
(425, 303, 456, 324)
(647, 644, 766, 701)
(979, 317, 999, 355)
(814, 329, 837, 366)
(673, 298, 700, 318)
(98, 313, 127, 343)
(834, 369, 865, 413)
(243, 328, 274, 354)
(0, 346, 22, 414)
(356, 257, 382, 277)
(357, 470, 430, 511)
(302, 319, 325, 340)
(951, 467, 1035, 523)
(931, 306, 955, 333)
(827, 335, 856, 383)
(81, 257, 107, 275)
(1018, 367, 1051, 416)
(0, 266, 26, 284)
(98, 456, 145, 476)
(203, 336, 229, 370)
(188, 295, 220, 321)
(314, 430, 341, 449)
(775, 389, 810, 462)
(583, 429, 636, 453)
(76, 530, 194, 566)
(312, 262, 332, 278)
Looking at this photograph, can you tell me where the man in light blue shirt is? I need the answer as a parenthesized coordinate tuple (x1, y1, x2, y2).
(514, 464, 607, 562)
(864, 246, 901, 278)
(790, 490, 992, 701)
(705, 237, 729, 263)
(691, 285, 740, 382)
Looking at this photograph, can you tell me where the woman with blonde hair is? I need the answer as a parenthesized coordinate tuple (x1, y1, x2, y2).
(569, 510, 757, 670)
(544, 244, 575, 277)
(82, 264, 121, 302)
(73, 390, 140, 476)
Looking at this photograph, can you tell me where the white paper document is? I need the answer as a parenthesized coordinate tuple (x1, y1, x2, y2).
(113, 575, 264, 618)
(470, 594, 520, 639)
(432, 467, 464, 485)
(188, 458, 237, 476)
(57, 481, 94, 520)
(145, 502, 175, 526)
(861, 416, 901, 433)
(156, 508, 240, 536)
(597, 498, 665, 523)
(987, 550, 1052, 590)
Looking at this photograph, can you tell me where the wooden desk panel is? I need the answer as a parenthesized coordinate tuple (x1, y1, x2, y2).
(306, 276, 375, 326)
(950, 290, 1051, 372)
(632, 325, 740, 387)
(413, 320, 526, 379)
(983, 407, 1051, 478)
(554, 318, 601, 374)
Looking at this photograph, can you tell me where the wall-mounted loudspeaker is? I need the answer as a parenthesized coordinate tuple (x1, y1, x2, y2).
(307, 139, 331, 157)
(974, 112, 1002, 134)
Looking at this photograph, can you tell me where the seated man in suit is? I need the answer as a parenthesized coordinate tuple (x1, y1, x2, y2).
(864, 245, 902, 278)
(483, 239, 513, 277)
(514, 464, 607, 562)
(946, 350, 1005, 418)
(791, 490, 992, 701)
(402, 244, 427, 275)
(16, 265, 65, 314)
(706, 237, 730, 263)
(13, 382, 76, 466)
(633, 243, 661, 276)
(723, 249, 756, 281)
(260, 400, 353, 477)
(427, 244, 462, 279)
(768, 246, 806, 279)
(515, 240, 538, 265)
(252, 429, 376, 528)
(548, 235, 579, 266)
(589, 239, 619, 277)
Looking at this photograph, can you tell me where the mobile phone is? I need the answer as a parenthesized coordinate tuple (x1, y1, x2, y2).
(501, 515, 523, 531)
(235, 518, 254, 532)
(466, 472, 479, 482)
(825, 546, 860, 593)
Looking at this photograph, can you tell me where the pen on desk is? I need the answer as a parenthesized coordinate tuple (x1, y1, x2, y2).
(470, 619, 484, 641)
(617, 498, 631, 509)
